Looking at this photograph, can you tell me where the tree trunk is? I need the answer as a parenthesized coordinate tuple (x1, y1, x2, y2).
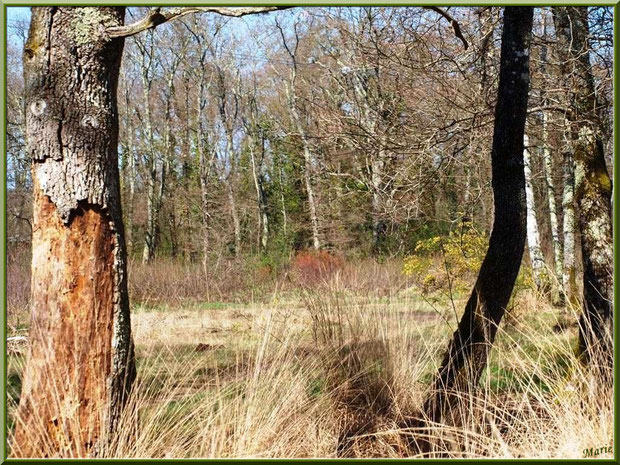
(561, 129, 577, 304)
(553, 6, 613, 382)
(541, 112, 563, 285)
(370, 134, 387, 255)
(139, 41, 161, 264)
(539, 24, 563, 296)
(421, 6, 532, 428)
(14, 7, 135, 457)
(524, 133, 546, 289)
(196, 78, 213, 273)
(225, 173, 242, 255)
(249, 134, 269, 252)
(287, 83, 321, 250)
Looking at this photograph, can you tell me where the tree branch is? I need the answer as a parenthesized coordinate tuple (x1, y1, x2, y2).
(108, 6, 293, 39)
(426, 6, 469, 50)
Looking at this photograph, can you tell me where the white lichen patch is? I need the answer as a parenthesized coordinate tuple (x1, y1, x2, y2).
(70, 8, 118, 46)
(81, 115, 99, 128)
(30, 100, 47, 116)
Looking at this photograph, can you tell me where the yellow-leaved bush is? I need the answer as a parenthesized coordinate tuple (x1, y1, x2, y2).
(403, 225, 487, 294)
(404, 224, 534, 295)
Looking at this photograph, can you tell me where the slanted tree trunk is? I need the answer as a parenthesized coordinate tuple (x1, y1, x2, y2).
(524, 133, 546, 289)
(14, 7, 135, 457)
(214, 66, 242, 256)
(553, 6, 613, 382)
(421, 6, 532, 428)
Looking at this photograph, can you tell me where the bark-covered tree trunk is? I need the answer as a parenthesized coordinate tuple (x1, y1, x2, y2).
(561, 129, 577, 304)
(196, 76, 213, 272)
(524, 133, 546, 289)
(421, 6, 532, 427)
(14, 7, 135, 457)
(288, 86, 321, 251)
(539, 18, 563, 289)
(249, 133, 269, 252)
(553, 6, 613, 382)
(541, 112, 563, 286)
(138, 34, 163, 264)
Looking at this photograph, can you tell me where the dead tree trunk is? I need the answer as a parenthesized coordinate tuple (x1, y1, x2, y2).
(553, 6, 614, 382)
(421, 6, 532, 427)
(14, 7, 135, 457)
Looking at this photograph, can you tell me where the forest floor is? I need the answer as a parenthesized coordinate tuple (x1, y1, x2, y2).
(6, 259, 614, 458)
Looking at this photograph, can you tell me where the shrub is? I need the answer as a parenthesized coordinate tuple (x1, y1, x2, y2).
(403, 224, 488, 294)
(290, 250, 343, 285)
(404, 224, 535, 296)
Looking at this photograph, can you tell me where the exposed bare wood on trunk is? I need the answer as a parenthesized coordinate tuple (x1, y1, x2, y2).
(553, 6, 613, 382)
(14, 7, 135, 457)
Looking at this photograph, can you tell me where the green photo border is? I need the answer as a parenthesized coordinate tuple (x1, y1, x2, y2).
(0, 1, 617, 463)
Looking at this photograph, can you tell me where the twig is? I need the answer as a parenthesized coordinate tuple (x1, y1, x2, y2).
(426, 6, 469, 50)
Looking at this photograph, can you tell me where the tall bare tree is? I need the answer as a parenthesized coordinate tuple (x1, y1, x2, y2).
(276, 18, 322, 250)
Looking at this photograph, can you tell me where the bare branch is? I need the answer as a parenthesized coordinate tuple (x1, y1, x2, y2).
(108, 6, 293, 39)
(426, 6, 469, 50)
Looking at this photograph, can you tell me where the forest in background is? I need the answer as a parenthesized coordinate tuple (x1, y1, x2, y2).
(8, 7, 612, 269)
(5, 6, 614, 459)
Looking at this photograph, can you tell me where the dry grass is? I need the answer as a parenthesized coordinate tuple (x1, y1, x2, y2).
(6, 261, 614, 458)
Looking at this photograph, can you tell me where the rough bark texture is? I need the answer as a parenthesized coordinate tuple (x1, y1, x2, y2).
(553, 6, 613, 382)
(14, 7, 136, 457)
(421, 6, 532, 428)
